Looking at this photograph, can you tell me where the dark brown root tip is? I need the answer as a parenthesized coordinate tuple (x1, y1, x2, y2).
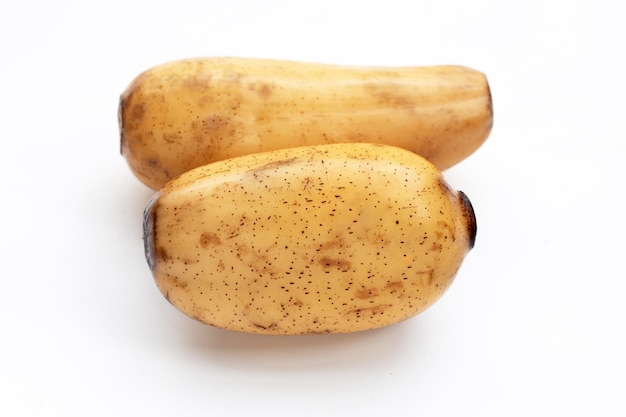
(458, 191, 477, 250)
(143, 192, 161, 271)
(118, 95, 125, 156)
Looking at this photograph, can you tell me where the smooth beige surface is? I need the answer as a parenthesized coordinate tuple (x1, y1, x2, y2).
(120, 57, 493, 189)
(144, 143, 476, 334)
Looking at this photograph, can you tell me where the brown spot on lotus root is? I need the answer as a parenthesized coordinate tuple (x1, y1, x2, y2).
(347, 304, 392, 317)
(385, 281, 404, 293)
(417, 270, 435, 286)
(163, 132, 181, 144)
(203, 115, 231, 131)
(130, 103, 145, 122)
(318, 256, 352, 271)
(155, 246, 171, 263)
(355, 288, 379, 299)
(318, 235, 346, 250)
(200, 232, 222, 247)
(248, 157, 298, 178)
(364, 82, 416, 109)
(430, 243, 443, 252)
(252, 322, 278, 330)
(248, 82, 274, 99)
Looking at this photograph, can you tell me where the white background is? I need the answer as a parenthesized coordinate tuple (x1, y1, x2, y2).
(1, 1, 624, 416)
